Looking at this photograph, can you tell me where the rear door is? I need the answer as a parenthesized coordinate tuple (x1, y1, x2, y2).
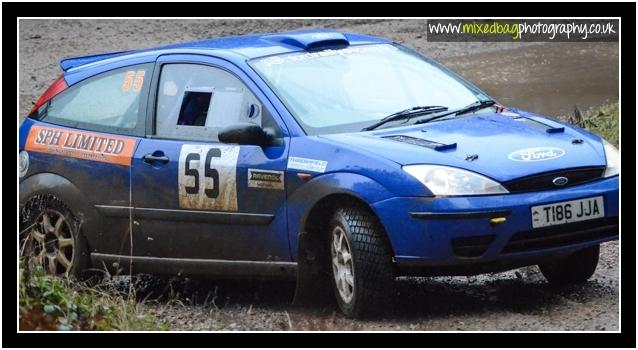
(23, 63, 154, 256)
(131, 55, 291, 262)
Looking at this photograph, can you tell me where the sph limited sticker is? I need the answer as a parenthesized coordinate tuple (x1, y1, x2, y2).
(248, 169, 284, 190)
(287, 157, 328, 173)
(25, 126, 137, 166)
(508, 147, 565, 162)
(178, 145, 240, 211)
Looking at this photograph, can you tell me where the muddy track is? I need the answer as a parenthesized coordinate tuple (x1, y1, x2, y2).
(113, 241, 617, 331)
(19, 19, 619, 331)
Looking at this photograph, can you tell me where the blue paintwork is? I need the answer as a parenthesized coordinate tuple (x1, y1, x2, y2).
(20, 29, 619, 271)
(373, 176, 618, 264)
(321, 111, 606, 183)
(60, 30, 387, 87)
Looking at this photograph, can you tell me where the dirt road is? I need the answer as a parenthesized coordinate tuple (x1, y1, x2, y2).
(130, 240, 618, 331)
(18, 19, 619, 331)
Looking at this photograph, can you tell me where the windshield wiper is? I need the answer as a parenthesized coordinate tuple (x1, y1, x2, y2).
(414, 100, 497, 125)
(361, 105, 448, 131)
(455, 99, 497, 116)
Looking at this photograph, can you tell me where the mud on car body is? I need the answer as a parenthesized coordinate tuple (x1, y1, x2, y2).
(19, 30, 619, 318)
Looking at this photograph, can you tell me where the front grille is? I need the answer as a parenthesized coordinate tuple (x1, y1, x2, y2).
(503, 167, 605, 193)
(452, 234, 496, 258)
(501, 217, 618, 254)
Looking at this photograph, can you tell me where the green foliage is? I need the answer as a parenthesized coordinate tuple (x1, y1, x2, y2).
(563, 103, 619, 148)
(581, 103, 619, 148)
(19, 263, 167, 331)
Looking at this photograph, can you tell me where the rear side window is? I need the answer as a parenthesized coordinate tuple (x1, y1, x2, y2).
(155, 63, 280, 142)
(36, 64, 153, 136)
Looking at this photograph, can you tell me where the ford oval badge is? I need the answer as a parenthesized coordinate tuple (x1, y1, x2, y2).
(508, 147, 565, 162)
(552, 176, 569, 186)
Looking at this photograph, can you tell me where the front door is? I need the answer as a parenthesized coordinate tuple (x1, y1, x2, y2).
(131, 57, 291, 262)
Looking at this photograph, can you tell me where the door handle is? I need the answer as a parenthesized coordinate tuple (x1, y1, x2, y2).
(143, 152, 169, 165)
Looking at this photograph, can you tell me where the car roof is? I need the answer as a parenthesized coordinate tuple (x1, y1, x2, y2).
(59, 29, 391, 77)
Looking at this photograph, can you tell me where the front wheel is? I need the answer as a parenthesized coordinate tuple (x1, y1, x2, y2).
(328, 204, 394, 318)
(538, 245, 600, 286)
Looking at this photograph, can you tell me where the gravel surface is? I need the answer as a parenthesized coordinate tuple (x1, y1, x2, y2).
(19, 19, 619, 331)
(115, 240, 617, 331)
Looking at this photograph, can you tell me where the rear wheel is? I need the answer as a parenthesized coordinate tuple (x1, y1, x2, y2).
(20, 195, 90, 279)
(328, 203, 394, 318)
(538, 245, 600, 286)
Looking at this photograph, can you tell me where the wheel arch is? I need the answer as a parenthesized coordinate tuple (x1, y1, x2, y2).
(20, 172, 100, 247)
(303, 192, 394, 253)
(289, 172, 395, 306)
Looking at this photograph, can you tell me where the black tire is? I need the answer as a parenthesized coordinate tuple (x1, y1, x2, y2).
(20, 194, 91, 279)
(328, 202, 394, 318)
(538, 245, 600, 286)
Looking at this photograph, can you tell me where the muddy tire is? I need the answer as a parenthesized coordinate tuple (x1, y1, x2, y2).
(538, 245, 600, 286)
(328, 203, 394, 318)
(20, 195, 91, 279)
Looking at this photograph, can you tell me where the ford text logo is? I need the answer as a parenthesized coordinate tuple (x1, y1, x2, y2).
(508, 147, 565, 162)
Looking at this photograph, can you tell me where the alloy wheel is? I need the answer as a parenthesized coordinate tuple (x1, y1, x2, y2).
(23, 209, 75, 276)
(330, 226, 355, 303)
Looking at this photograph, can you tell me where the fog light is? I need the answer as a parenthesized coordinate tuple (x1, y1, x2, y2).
(490, 217, 507, 225)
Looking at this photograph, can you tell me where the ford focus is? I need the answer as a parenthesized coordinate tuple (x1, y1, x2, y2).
(19, 30, 619, 318)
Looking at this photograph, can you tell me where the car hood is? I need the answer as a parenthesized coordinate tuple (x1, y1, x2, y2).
(320, 111, 607, 182)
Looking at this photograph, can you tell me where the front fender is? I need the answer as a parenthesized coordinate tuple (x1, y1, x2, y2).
(286, 171, 394, 260)
(288, 171, 395, 306)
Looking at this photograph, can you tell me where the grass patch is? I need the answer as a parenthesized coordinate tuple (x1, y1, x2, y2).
(561, 103, 619, 148)
(19, 264, 167, 331)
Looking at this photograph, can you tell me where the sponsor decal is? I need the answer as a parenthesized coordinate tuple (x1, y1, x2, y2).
(311, 33, 335, 40)
(121, 70, 145, 92)
(501, 111, 520, 117)
(178, 145, 240, 211)
(25, 126, 137, 166)
(261, 45, 397, 66)
(287, 157, 328, 173)
(508, 147, 565, 162)
(248, 169, 284, 190)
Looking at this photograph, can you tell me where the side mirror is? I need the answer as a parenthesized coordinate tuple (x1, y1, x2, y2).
(218, 123, 273, 147)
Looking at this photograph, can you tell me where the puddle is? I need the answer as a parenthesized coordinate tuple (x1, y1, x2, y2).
(439, 42, 619, 118)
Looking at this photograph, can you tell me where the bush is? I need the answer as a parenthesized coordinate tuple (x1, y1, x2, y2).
(564, 103, 619, 148)
(19, 263, 167, 331)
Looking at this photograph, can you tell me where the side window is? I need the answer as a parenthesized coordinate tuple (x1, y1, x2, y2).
(37, 64, 152, 136)
(155, 63, 280, 142)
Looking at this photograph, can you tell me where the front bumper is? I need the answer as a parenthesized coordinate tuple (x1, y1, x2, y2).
(371, 176, 619, 275)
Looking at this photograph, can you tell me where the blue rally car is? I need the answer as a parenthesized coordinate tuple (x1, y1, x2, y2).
(19, 30, 619, 317)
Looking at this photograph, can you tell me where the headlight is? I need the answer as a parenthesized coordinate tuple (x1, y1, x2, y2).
(403, 165, 509, 196)
(602, 139, 619, 177)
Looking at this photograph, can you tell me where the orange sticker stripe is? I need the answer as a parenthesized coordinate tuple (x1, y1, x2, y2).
(25, 125, 137, 166)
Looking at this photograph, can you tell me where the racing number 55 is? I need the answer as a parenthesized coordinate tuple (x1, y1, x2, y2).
(178, 145, 240, 211)
(184, 148, 220, 198)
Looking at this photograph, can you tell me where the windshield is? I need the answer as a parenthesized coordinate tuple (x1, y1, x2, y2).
(250, 44, 489, 135)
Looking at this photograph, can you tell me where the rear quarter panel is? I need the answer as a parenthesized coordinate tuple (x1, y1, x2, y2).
(19, 119, 139, 255)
